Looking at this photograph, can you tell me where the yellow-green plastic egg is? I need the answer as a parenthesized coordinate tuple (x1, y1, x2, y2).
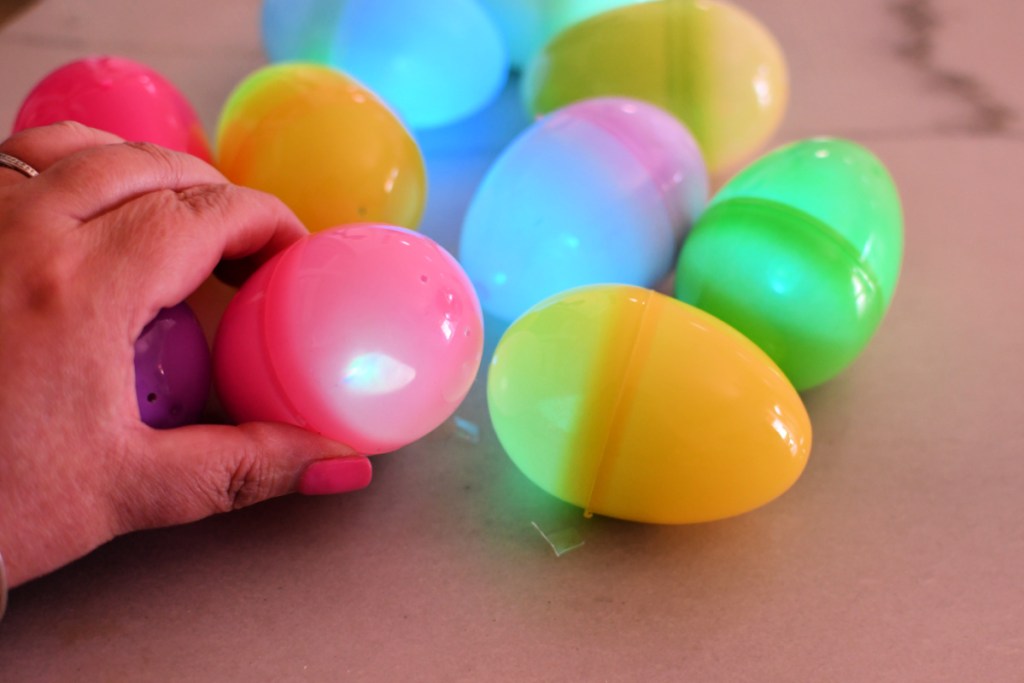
(216, 64, 427, 232)
(488, 284, 811, 524)
(522, 0, 788, 175)
(477, 0, 654, 70)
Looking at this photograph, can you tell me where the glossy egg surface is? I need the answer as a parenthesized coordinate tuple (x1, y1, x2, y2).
(216, 63, 426, 232)
(214, 224, 483, 454)
(675, 137, 903, 389)
(522, 0, 787, 175)
(261, 0, 508, 129)
(488, 284, 811, 523)
(134, 303, 211, 429)
(14, 55, 211, 161)
(460, 97, 706, 322)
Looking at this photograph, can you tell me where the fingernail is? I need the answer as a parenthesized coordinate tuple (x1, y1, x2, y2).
(298, 456, 372, 496)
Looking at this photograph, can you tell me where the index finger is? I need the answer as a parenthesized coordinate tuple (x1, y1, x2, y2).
(91, 182, 309, 320)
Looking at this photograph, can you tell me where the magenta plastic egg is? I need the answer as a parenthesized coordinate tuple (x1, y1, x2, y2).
(459, 97, 707, 322)
(213, 224, 484, 454)
(13, 56, 212, 162)
(134, 303, 211, 429)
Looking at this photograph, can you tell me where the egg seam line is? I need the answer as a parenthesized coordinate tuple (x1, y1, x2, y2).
(260, 242, 313, 432)
(708, 196, 887, 301)
(582, 287, 660, 516)
(568, 110, 679, 240)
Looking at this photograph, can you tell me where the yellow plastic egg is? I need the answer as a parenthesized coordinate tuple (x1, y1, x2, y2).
(216, 63, 427, 232)
(488, 284, 811, 524)
(522, 0, 788, 175)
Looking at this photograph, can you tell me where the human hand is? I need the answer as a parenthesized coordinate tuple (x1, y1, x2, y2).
(0, 123, 372, 589)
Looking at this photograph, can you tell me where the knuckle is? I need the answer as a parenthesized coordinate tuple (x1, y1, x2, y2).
(218, 448, 274, 512)
(122, 139, 170, 156)
(6, 249, 80, 315)
(47, 119, 95, 140)
(175, 183, 234, 218)
(26, 258, 73, 310)
(122, 140, 184, 179)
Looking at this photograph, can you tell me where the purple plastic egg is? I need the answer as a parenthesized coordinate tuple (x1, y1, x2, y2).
(134, 302, 212, 429)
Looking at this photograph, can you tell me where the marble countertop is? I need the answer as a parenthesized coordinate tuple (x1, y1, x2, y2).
(1, 1, 1022, 680)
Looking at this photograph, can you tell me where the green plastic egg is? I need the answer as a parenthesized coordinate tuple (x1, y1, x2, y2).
(521, 0, 788, 175)
(674, 137, 904, 390)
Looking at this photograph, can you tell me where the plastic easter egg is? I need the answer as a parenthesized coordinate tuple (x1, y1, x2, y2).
(134, 303, 211, 429)
(216, 63, 426, 232)
(488, 284, 811, 524)
(522, 0, 788, 175)
(261, 0, 508, 129)
(675, 137, 903, 390)
(213, 224, 483, 454)
(459, 97, 707, 322)
(14, 56, 211, 162)
(477, 0, 652, 70)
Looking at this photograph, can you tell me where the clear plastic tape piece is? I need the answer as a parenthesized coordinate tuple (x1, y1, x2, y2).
(451, 415, 480, 444)
(531, 522, 585, 557)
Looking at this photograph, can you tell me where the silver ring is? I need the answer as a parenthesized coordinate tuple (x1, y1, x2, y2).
(0, 151, 39, 178)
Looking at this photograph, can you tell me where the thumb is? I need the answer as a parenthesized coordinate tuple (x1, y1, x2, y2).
(114, 422, 372, 532)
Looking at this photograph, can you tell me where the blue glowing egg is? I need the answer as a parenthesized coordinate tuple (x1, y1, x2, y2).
(458, 97, 708, 322)
(261, 0, 509, 129)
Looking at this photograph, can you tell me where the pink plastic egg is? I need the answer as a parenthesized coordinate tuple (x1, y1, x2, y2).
(213, 224, 484, 454)
(14, 55, 211, 162)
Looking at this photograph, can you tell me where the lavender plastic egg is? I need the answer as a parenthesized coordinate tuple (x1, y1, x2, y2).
(459, 97, 708, 322)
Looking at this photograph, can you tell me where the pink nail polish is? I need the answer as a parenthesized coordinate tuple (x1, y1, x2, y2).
(298, 456, 372, 496)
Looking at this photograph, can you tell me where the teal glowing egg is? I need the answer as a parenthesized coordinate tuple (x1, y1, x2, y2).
(261, 0, 509, 129)
(675, 137, 904, 390)
(459, 97, 707, 322)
